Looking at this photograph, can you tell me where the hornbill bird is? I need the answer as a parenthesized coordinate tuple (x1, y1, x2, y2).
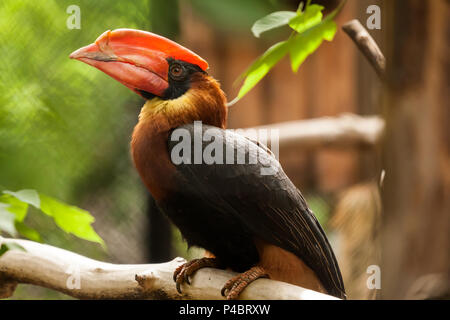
(70, 29, 346, 300)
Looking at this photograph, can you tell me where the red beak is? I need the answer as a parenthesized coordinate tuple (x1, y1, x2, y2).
(69, 29, 208, 98)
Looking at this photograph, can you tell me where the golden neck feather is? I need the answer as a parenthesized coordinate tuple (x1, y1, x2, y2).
(138, 74, 228, 129)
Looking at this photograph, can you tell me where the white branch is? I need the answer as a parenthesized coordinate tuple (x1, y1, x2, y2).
(0, 238, 337, 300)
(246, 114, 384, 150)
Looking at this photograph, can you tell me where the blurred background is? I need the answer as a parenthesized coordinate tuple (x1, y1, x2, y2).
(0, 0, 448, 300)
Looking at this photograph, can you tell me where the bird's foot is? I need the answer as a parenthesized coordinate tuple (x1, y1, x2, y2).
(173, 257, 220, 294)
(221, 266, 269, 300)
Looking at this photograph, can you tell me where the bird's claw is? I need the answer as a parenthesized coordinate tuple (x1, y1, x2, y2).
(221, 266, 269, 300)
(173, 257, 220, 294)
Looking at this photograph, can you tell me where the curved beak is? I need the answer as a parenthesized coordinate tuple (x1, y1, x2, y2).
(70, 29, 208, 98)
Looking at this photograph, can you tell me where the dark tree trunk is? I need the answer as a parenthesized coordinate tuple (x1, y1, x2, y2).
(381, 0, 449, 299)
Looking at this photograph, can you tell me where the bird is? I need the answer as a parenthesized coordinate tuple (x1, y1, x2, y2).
(70, 28, 346, 300)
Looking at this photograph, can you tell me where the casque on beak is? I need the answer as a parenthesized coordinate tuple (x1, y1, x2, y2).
(70, 28, 208, 98)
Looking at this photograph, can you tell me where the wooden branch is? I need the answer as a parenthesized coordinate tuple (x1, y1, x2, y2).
(246, 114, 384, 150)
(0, 237, 338, 300)
(342, 19, 386, 79)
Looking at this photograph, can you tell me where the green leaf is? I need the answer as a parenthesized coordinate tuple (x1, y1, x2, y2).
(15, 221, 42, 242)
(1, 189, 105, 248)
(230, 0, 345, 103)
(289, 18, 337, 72)
(0, 204, 18, 236)
(38, 193, 105, 248)
(3, 189, 40, 208)
(237, 41, 290, 99)
(288, 4, 324, 34)
(0, 194, 29, 222)
(251, 11, 297, 38)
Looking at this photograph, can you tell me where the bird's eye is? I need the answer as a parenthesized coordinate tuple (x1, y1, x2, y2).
(169, 63, 184, 78)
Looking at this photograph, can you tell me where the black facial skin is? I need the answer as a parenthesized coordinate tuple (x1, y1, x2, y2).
(138, 58, 206, 100)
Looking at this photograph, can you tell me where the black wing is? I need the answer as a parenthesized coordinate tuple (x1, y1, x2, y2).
(167, 123, 346, 299)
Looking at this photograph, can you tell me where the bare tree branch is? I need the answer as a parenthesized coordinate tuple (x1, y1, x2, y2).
(342, 19, 386, 79)
(246, 114, 384, 150)
(0, 237, 338, 300)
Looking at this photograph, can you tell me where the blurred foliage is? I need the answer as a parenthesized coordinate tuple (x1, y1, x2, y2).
(0, 0, 151, 199)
